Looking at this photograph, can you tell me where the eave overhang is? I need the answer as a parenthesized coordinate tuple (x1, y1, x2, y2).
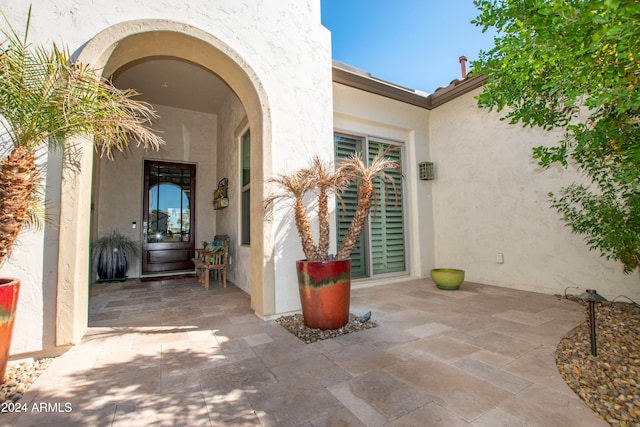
(332, 60, 488, 110)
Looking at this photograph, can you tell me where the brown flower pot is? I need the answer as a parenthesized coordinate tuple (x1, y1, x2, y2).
(0, 278, 20, 382)
(296, 259, 351, 330)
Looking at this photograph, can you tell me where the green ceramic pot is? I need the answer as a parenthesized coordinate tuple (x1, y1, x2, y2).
(431, 268, 465, 290)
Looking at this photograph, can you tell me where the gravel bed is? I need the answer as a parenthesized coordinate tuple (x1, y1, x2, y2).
(556, 296, 640, 426)
(0, 358, 53, 404)
(276, 313, 377, 344)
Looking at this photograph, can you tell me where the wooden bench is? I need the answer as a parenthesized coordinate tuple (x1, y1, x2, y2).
(193, 235, 229, 290)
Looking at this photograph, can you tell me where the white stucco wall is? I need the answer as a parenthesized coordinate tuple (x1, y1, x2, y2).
(94, 104, 218, 279)
(0, 148, 61, 355)
(0, 0, 333, 353)
(215, 92, 251, 294)
(429, 88, 639, 301)
(332, 83, 433, 281)
(1, 233, 46, 355)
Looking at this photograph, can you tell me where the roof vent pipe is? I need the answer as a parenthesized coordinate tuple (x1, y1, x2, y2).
(459, 55, 468, 79)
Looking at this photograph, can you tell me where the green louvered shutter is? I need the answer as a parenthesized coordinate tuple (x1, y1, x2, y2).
(335, 135, 367, 278)
(369, 141, 405, 275)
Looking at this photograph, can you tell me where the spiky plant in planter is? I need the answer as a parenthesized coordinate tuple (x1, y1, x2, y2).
(265, 147, 401, 329)
(0, 8, 163, 382)
(92, 230, 139, 282)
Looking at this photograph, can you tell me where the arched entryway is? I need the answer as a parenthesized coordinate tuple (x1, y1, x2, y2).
(55, 20, 275, 346)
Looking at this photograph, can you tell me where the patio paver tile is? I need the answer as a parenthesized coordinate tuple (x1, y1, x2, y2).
(5, 277, 608, 426)
(452, 358, 532, 394)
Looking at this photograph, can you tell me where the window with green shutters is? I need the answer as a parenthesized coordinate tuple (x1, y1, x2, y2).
(335, 135, 367, 277)
(369, 140, 405, 275)
(334, 134, 406, 278)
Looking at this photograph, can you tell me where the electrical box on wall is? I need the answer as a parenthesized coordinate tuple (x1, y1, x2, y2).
(419, 162, 435, 180)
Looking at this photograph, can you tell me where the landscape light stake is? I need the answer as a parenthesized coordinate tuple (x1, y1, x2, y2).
(578, 289, 607, 357)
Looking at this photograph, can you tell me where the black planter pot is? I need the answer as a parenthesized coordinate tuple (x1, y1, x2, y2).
(96, 253, 128, 282)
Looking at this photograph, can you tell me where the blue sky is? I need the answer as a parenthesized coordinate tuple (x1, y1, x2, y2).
(320, 0, 496, 94)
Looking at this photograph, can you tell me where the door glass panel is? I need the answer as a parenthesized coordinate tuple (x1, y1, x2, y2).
(146, 166, 192, 243)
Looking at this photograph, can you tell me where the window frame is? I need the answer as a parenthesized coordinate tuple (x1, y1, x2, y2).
(239, 125, 251, 246)
(334, 132, 408, 279)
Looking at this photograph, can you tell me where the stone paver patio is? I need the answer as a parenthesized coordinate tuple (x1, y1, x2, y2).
(2, 276, 607, 426)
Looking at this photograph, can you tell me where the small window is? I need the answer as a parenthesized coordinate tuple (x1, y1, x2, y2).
(241, 129, 251, 245)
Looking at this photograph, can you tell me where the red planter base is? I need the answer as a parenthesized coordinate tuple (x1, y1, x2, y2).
(0, 278, 19, 383)
(296, 259, 351, 330)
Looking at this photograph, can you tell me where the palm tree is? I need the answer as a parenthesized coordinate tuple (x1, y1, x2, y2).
(0, 9, 163, 265)
(264, 163, 319, 261)
(335, 149, 401, 260)
(265, 148, 401, 262)
(309, 155, 352, 261)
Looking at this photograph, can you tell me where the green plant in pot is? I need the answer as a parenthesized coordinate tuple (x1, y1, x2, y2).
(92, 230, 139, 282)
(0, 8, 162, 382)
(265, 148, 401, 330)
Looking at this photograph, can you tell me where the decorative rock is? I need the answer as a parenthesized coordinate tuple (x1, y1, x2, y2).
(556, 296, 640, 425)
(276, 313, 377, 344)
(0, 358, 53, 404)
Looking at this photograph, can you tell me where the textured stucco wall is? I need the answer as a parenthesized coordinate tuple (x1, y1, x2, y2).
(0, 0, 332, 352)
(0, 148, 61, 355)
(332, 83, 433, 281)
(429, 88, 639, 301)
(215, 92, 251, 294)
(1, 234, 46, 355)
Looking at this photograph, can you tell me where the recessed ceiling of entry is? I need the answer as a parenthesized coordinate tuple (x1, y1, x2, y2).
(112, 57, 235, 114)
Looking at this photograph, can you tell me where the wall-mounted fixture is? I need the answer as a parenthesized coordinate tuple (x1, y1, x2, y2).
(213, 177, 229, 210)
(419, 162, 435, 180)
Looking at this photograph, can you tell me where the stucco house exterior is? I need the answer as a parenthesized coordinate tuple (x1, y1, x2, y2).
(1, 0, 637, 358)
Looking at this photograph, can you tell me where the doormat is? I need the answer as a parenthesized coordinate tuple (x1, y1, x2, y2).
(140, 273, 196, 282)
(276, 313, 377, 344)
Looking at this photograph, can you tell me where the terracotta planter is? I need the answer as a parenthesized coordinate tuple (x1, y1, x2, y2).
(296, 259, 351, 330)
(0, 278, 20, 382)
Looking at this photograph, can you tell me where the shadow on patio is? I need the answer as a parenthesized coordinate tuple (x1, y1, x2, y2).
(5, 276, 607, 426)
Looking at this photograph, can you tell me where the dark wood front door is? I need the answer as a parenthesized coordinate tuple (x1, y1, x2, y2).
(142, 161, 196, 274)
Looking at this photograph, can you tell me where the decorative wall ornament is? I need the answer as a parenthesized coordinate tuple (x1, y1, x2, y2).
(213, 177, 229, 210)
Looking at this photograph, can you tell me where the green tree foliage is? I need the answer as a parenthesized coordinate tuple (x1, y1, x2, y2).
(472, 0, 640, 273)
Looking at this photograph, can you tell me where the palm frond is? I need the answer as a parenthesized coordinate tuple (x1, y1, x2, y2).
(264, 147, 403, 262)
(0, 12, 163, 156)
(23, 159, 47, 231)
(265, 168, 319, 260)
(304, 155, 350, 260)
(335, 146, 402, 260)
(0, 8, 164, 262)
(264, 169, 316, 211)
